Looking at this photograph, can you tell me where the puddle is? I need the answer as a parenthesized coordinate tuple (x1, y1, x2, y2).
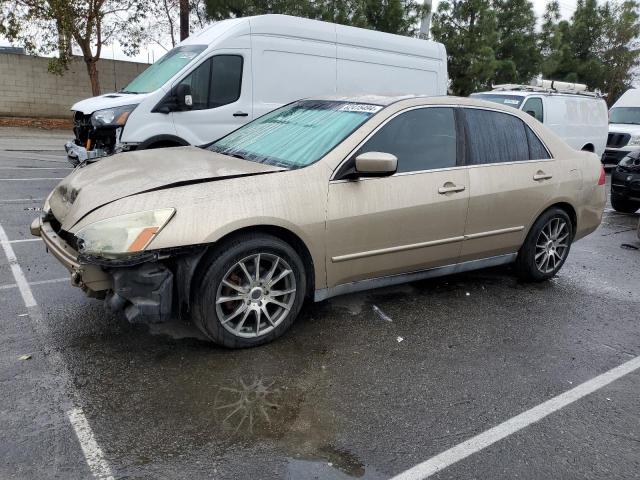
(286, 449, 387, 479)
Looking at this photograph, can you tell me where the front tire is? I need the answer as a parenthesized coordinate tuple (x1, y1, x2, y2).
(192, 234, 306, 348)
(611, 193, 640, 214)
(516, 208, 573, 282)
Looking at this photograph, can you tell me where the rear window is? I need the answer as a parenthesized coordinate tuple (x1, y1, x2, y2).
(463, 109, 550, 164)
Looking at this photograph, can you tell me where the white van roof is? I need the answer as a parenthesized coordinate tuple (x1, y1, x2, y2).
(480, 84, 601, 98)
(179, 14, 444, 61)
(612, 89, 640, 108)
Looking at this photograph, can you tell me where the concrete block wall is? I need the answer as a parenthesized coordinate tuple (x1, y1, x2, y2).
(0, 53, 149, 118)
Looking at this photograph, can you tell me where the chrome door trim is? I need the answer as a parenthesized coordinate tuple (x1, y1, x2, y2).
(331, 227, 523, 263)
(464, 226, 524, 240)
(331, 235, 466, 263)
(314, 253, 517, 302)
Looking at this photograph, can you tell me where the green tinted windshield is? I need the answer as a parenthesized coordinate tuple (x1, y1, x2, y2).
(122, 45, 206, 94)
(208, 100, 381, 168)
(609, 107, 640, 125)
(471, 93, 524, 108)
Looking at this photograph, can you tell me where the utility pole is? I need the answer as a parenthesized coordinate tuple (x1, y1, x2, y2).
(419, 0, 433, 39)
(180, 0, 189, 41)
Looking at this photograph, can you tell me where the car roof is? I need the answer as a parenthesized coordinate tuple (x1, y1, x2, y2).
(303, 94, 525, 113)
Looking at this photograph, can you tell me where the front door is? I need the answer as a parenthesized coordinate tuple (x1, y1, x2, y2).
(325, 106, 469, 288)
(172, 51, 252, 145)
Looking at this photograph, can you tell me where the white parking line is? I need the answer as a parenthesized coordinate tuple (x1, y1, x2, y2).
(0, 167, 72, 170)
(390, 355, 640, 480)
(1, 238, 41, 244)
(0, 177, 63, 181)
(0, 277, 68, 291)
(0, 198, 44, 204)
(0, 223, 114, 480)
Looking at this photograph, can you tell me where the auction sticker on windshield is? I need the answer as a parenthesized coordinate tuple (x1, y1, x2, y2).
(338, 104, 383, 113)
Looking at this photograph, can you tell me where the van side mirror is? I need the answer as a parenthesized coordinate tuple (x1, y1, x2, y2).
(175, 84, 192, 110)
(355, 152, 397, 177)
(526, 110, 536, 118)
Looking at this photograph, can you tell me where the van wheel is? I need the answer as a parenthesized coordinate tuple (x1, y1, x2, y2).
(515, 208, 573, 282)
(611, 194, 640, 213)
(192, 234, 306, 348)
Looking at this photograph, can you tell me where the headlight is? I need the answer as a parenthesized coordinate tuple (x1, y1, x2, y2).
(627, 135, 640, 147)
(91, 104, 137, 128)
(42, 190, 53, 214)
(75, 208, 175, 257)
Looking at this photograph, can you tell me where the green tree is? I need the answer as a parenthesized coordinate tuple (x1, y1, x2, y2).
(204, 0, 427, 36)
(431, 0, 498, 95)
(0, 0, 147, 95)
(492, 0, 539, 84)
(599, 1, 640, 102)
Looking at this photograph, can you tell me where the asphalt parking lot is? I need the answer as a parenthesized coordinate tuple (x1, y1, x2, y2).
(1, 127, 639, 480)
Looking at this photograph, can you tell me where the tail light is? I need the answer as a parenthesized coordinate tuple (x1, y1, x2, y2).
(598, 165, 606, 186)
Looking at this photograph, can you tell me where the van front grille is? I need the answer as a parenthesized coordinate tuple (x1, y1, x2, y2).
(607, 132, 630, 148)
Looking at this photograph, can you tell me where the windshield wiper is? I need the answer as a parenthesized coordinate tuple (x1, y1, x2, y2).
(118, 90, 138, 94)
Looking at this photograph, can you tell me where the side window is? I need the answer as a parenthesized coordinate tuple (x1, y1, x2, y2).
(176, 55, 243, 111)
(522, 98, 544, 123)
(209, 55, 243, 107)
(178, 59, 211, 110)
(464, 109, 529, 165)
(356, 107, 457, 173)
(526, 126, 551, 160)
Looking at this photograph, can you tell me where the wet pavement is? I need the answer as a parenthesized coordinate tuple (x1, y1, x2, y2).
(0, 127, 639, 479)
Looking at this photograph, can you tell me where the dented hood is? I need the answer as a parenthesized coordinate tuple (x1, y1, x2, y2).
(49, 146, 284, 229)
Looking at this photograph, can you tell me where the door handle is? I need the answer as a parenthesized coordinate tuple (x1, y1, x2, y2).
(233, 111, 248, 117)
(533, 172, 553, 181)
(438, 184, 466, 194)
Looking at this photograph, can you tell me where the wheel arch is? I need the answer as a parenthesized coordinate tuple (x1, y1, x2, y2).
(525, 201, 578, 242)
(187, 224, 317, 306)
(581, 143, 595, 153)
(138, 134, 189, 150)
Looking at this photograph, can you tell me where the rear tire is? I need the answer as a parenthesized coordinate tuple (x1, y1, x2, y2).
(192, 234, 306, 348)
(516, 208, 573, 282)
(611, 194, 640, 214)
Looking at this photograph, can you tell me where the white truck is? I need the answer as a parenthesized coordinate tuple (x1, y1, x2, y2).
(471, 80, 608, 158)
(603, 89, 640, 166)
(65, 14, 448, 163)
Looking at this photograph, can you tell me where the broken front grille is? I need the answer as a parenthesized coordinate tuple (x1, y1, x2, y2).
(607, 132, 630, 148)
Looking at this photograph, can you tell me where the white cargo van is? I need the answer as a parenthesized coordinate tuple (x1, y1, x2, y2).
(603, 89, 640, 165)
(65, 14, 447, 162)
(471, 80, 608, 158)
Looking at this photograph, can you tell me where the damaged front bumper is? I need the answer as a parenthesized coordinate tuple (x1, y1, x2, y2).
(31, 216, 204, 324)
(64, 141, 108, 166)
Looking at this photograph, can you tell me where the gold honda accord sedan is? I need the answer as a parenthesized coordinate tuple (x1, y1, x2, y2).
(32, 95, 606, 347)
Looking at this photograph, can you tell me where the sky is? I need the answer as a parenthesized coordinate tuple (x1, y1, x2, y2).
(0, 0, 580, 64)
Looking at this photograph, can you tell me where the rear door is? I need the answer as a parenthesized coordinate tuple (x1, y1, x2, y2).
(325, 106, 469, 287)
(459, 107, 557, 262)
(172, 52, 252, 145)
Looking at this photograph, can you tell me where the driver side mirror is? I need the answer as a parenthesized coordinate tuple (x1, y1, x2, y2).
(175, 83, 192, 110)
(526, 110, 537, 118)
(355, 151, 397, 177)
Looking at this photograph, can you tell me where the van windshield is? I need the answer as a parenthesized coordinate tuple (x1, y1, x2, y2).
(121, 45, 207, 94)
(208, 100, 382, 168)
(472, 93, 524, 108)
(609, 107, 640, 125)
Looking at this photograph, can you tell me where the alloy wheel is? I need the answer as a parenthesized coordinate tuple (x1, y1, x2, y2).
(215, 253, 297, 338)
(534, 217, 570, 274)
